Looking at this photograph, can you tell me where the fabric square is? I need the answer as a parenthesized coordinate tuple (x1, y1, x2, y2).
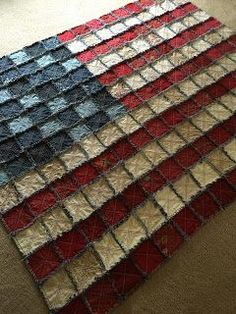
(100, 197, 129, 227)
(191, 160, 220, 187)
(0, 184, 19, 213)
(116, 115, 140, 134)
(207, 148, 234, 173)
(106, 165, 132, 194)
(224, 139, 236, 162)
(125, 151, 152, 179)
(159, 131, 185, 154)
(15, 171, 45, 198)
(173, 207, 201, 235)
(122, 183, 146, 209)
(9, 50, 30, 65)
(80, 214, 106, 241)
(173, 173, 200, 202)
(80, 134, 105, 158)
(96, 123, 123, 147)
(59, 144, 87, 170)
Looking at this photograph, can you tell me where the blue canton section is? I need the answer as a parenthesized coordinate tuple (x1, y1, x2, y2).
(0, 36, 126, 186)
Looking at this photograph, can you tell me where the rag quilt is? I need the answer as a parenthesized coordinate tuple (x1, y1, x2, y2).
(0, 0, 236, 313)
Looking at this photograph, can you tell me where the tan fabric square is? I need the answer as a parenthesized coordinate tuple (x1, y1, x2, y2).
(86, 59, 107, 76)
(106, 165, 132, 194)
(101, 52, 122, 67)
(41, 269, 76, 310)
(136, 199, 165, 234)
(165, 87, 186, 104)
(207, 102, 231, 120)
(43, 206, 72, 239)
(125, 152, 152, 179)
(108, 81, 131, 98)
(217, 56, 236, 72)
(192, 38, 211, 52)
(114, 214, 146, 252)
(155, 186, 184, 218)
(83, 177, 113, 208)
(204, 31, 222, 45)
(145, 32, 162, 46)
(80, 134, 105, 158)
(207, 64, 227, 80)
(94, 233, 124, 270)
(60, 145, 86, 171)
(153, 58, 173, 74)
(168, 51, 187, 66)
(159, 131, 185, 154)
(64, 192, 94, 223)
(224, 139, 236, 162)
(83, 33, 100, 46)
(14, 221, 49, 255)
(130, 104, 154, 124)
(219, 93, 236, 112)
(207, 149, 235, 173)
(178, 79, 199, 97)
(142, 141, 167, 165)
(97, 123, 122, 147)
(116, 115, 140, 134)
(176, 121, 201, 141)
(68, 248, 103, 292)
(15, 171, 45, 198)
(173, 174, 200, 202)
(192, 72, 215, 88)
(148, 95, 171, 114)
(170, 21, 186, 33)
(191, 161, 219, 187)
(40, 158, 66, 181)
(191, 111, 217, 132)
(180, 45, 198, 59)
(125, 73, 146, 90)
(182, 15, 197, 27)
(228, 52, 236, 62)
(0, 184, 18, 213)
(217, 26, 235, 39)
(140, 66, 159, 82)
(117, 46, 136, 59)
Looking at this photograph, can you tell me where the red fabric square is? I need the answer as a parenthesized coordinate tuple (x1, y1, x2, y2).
(152, 78, 171, 93)
(153, 224, 183, 257)
(145, 118, 169, 138)
(125, 3, 143, 13)
(175, 147, 201, 169)
(78, 50, 96, 63)
(158, 42, 173, 56)
(58, 31, 75, 42)
(158, 158, 183, 181)
(27, 188, 57, 215)
(133, 24, 148, 36)
(72, 25, 89, 36)
(143, 49, 160, 62)
(193, 90, 212, 106)
(80, 214, 106, 241)
(173, 207, 201, 235)
(209, 179, 236, 206)
(222, 115, 236, 135)
(159, 12, 173, 24)
(177, 100, 200, 117)
(136, 84, 157, 100)
(100, 14, 117, 24)
(93, 43, 110, 55)
(59, 297, 89, 314)
(100, 197, 129, 226)
(140, 170, 165, 193)
(120, 31, 137, 43)
(169, 35, 186, 48)
(207, 126, 231, 145)
(113, 63, 133, 77)
(52, 175, 78, 199)
(98, 71, 117, 85)
(147, 19, 162, 29)
(181, 29, 196, 41)
(131, 239, 164, 274)
(139, 0, 155, 7)
(227, 169, 236, 186)
(205, 84, 227, 99)
(206, 46, 223, 60)
(166, 68, 186, 83)
(56, 229, 87, 260)
(191, 192, 219, 219)
(73, 163, 98, 185)
(28, 244, 60, 280)
(113, 138, 136, 160)
(3, 203, 34, 232)
(229, 35, 236, 45)
(121, 93, 142, 109)
(193, 55, 211, 69)
(192, 136, 216, 155)
(92, 150, 118, 172)
(171, 7, 185, 18)
(111, 259, 142, 295)
(183, 2, 198, 13)
(122, 183, 146, 209)
(113, 8, 129, 18)
(181, 62, 198, 77)
(220, 76, 236, 90)
(128, 56, 146, 69)
(86, 19, 103, 30)
(86, 277, 118, 314)
(128, 128, 152, 148)
(107, 37, 122, 49)
(161, 108, 184, 127)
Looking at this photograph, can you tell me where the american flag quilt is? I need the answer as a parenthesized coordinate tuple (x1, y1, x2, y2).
(0, 0, 236, 313)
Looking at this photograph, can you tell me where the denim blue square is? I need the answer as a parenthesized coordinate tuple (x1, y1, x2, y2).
(0, 56, 14, 73)
(69, 124, 90, 141)
(44, 63, 66, 80)
(19, 61, 40, 75)
(29, 71, 50, 86)
(1, 69, 21, 85)
(58, 108, 80, 127)
(29, 143, 53, 165)
(6, 154, 33, 177)
(0, 89, 11, 103)
(40, 119, 63, 137)
(47, 131, 73, 153)
(0, 139, 21, 163)
(52, 47, 71, 61)
(9, 50, 30, 65)
(10, 78, 31, 97)
(25, 42, 46, 57)
(105, 103, 126, 119)
(54, 76, 75, 92)
(20, 93, 41, 109)
(37, 55, 55, 67)
(86, 112, 109, 131)
(9, 116, 32, 134)
(42, 36, 60, 50)
(0, 123, 11, 141)
(83, 79, 103, 95)
(0, 101, 23, 120)
(36, 83, 58, 100)
(75, 100, 98, 118)
(70, 66, 91, 83)
(0, 169, 8, 185)
(64, 87, 86, 103)
(62, 58, 81, 72)
(17, 127, 42, 148)
(28, 105, 51, 124)
(47, 97, 67, 113)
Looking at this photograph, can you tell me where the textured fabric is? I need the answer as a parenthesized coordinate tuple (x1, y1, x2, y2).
(0, 0, 236, 313)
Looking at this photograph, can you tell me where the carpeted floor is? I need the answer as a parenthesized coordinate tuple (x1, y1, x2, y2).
(0, 1, 236, 313)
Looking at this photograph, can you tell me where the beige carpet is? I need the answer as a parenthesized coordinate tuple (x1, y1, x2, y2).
(0, 1, 236, 313)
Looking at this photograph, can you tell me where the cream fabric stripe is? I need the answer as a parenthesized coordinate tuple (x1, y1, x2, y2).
(40, 142, 236, 310)
(1, 54, 235, 216)
(13, 89, 236, 256)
